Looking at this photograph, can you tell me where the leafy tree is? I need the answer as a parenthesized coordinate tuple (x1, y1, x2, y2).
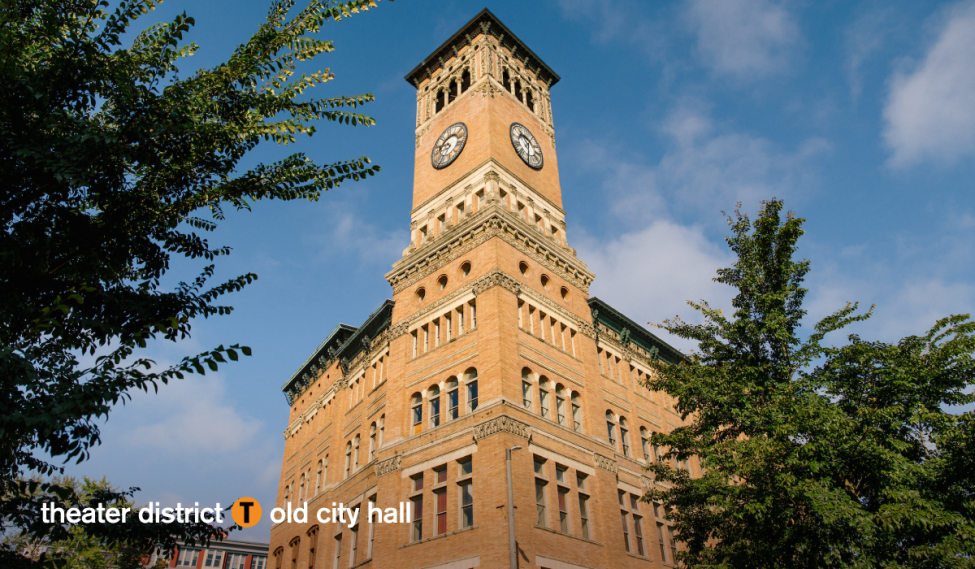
(0, 0, 390, 562)
(646, 200, 975, 569)
(7, 477, 150, 569)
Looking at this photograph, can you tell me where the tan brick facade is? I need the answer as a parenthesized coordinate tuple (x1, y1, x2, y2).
(269, 10, 690, 569)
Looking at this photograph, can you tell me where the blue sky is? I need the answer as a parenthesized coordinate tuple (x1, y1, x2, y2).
(61, 0, 975, 541)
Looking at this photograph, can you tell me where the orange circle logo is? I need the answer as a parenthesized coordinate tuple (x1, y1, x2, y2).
(231, 497, 262, 528)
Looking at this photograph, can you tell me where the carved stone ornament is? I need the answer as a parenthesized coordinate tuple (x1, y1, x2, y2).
(579, 322, 597, 340)
(641, 476, 654, 490)
(473, 415, 531, 440)
(388, 322, 410, 339)
(474, 79, 500, 99)
(473, 269, 521, 297)
(375, 455, 403, 477)
(593, 453, 619, 474)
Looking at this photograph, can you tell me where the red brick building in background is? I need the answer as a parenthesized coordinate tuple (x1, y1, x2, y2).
(269, 9, 694, 569)
(145, 539, 268, 568)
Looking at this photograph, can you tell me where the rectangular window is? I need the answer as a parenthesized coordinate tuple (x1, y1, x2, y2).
(467, 381, 478, 412)
(203, 551, 223, 567)
(176, 549, 198, 567)
(253, 557, 267, 569)
(435, 489, 447, 535)
(633, 515, 646, 556)
(332, 535, 342, 569)
(558, 488, 569, 533)
(669, 525, 678, 565)
(522, 381, 533, 409)
(528, 306, 536, 334)
(445, 314, 452, 340)
(458, 457, 473, 477)
(598, 349, 604, 374)
(411, 331, 417, 358)
(349, 524, 358, 567)
(457, 306, 464, 335)
(555, 465, 566, 484)
(518, 300, 524, 328)
(550, 318, 557, 344)
(535, 480, 547, 527)
(435, 465, 447, 484)
(448, 386, 459, 420)
(570, 329, 576, 356)
(578, 494, 590, 540)
(534, 457, 545, 476)
(657, 523, 667, 562)
(469, 300, 476, 328)
(539, 311, 546, 341)
(411, 473, 424, 492)
(228, 554, 247, 569)
(423, 325, 429, 353)
(367, 495, 376, 559)
(434, 319, 440, 348)
(621, 510, 631, 553)
(576, 472, 587, 491)
(460, 481, 474, 528)
(411, 497, 423, 542)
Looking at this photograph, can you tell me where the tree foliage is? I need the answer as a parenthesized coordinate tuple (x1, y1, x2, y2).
(646, 200, 975, 568)
(0, 0, 389, 562)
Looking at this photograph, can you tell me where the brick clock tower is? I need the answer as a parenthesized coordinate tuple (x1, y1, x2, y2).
(269, 9, 689, 569)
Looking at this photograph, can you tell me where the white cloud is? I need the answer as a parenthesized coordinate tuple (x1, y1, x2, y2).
(576, 220, 734, 352)
(845, 8, 893, 99)
(684, 0, 800, 79)
(883, 1, 975, 167)
(578, 107, 828, 229)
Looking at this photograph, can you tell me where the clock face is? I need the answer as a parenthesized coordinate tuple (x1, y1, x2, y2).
(510, 123, 543, 170)
(431, 123, 468, 169)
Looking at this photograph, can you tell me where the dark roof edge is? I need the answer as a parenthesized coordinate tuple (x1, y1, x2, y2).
(587, 297, 686, 364)
(404, 8, 560, 87)
(334, 299, 396, 362)
(281, 323, 357, 392)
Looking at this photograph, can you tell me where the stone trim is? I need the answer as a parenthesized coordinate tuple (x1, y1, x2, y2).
(375, 455, 402, 477)
(593, 453, 619, 474)
(388, 203, 592, 295)
(472, 415, 531, 440)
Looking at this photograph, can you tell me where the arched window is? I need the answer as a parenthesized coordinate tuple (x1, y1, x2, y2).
(315, 459, 323, 495)
(526, 89, 535, 112)
(513, 80, 522, 102)
(461, 69, 471, 92)
(283, 484, 290, 506)
(435, 89, 445, 113)
(571, 392, 582, 431)
(521, 367, 534, 410)
(641, 427, 651, 461)
(555, 384, 566, 426)
(502, 69, 511, 91)
(323, 455, 328, 487)
(378, 415, 385, 447)
(653, 433, 664, 464)
(412, 393, 423, 434)
(619, 417, 631, 457)
(429, 385, 441, 428)
(606, 411, 617, 447)
(353, 435, 360, 471)
(446, 377, 459, 420)
(539, 377, 550, 419)
(448, 79, 458, 103)
(369, 423, 377, 462)
(344, 442, 352, 479)
(465, 368, 479, 412)
(298, 474, 305, 503)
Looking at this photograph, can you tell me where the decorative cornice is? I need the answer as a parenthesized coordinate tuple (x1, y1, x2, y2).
(375, 455, 402, 477)
(473, 415, 531, 440)
(387, 203, 593, 295)
(472, 269, 521, 297)
(593, 453, 619, 474)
